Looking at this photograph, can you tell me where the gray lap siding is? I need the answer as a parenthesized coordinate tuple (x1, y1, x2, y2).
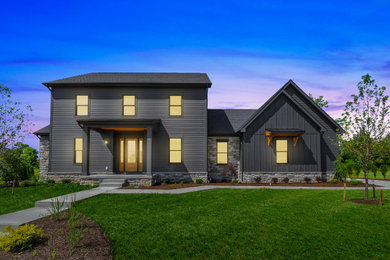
(49, 86, 207, 175)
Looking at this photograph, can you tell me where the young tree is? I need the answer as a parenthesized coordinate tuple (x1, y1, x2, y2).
(338, 74, 390, 200)
(0, 84, 32, 150)
(309, 93, 329, 108)
(0, 147, 28, 194)
(15, 142, 39, 168)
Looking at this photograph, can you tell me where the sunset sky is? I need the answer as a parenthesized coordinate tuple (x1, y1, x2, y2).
(1, 0, 389, 149)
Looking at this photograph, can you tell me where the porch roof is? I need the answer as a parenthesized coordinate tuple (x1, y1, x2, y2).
(76, 119, 160, 129)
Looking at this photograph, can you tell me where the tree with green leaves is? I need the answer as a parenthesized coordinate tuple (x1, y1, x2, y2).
(15, 142, 39, 168)
(0, 147, 28, 194)
(337, 74, 389, 200)
(0, 84, 32, 150)
(309, 93, 329, 108)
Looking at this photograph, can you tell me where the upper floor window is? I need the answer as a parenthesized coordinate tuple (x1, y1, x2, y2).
(75, 138, 83, 164)
(217, 141, 228, 164)
(169, 138, 182, 163)
(76, 95, 88, 116)
(276, 140, 288, 163)
(123, 96, 135, 116)
(169, 96, 182, 116)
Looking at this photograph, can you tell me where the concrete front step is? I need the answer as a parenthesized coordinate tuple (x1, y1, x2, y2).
(99, 178, 126, 188)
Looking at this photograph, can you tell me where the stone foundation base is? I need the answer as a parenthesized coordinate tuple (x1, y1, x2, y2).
(152, 172, 208, 184)
(241, 172, 334, 183)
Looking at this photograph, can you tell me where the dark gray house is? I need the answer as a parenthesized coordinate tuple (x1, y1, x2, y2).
(34, 73, 340, 185)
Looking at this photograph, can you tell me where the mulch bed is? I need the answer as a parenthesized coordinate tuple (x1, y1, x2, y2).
(0, 212, 112, 260)
(349, 199, 382, 205)
(121, 182, 375, 189)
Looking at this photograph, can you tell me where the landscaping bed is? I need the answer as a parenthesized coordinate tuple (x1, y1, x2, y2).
(0, 213, 112, 260)
(121, 182, 375, 189)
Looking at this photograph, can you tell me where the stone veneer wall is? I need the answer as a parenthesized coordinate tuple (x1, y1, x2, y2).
(208, 136, 241, 182)
(152, 172, 208, 184)
(39, 135, 50, 180)
(241, 172, 334, 183)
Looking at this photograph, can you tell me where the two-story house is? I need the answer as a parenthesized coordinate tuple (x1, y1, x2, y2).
(34, 73, 340, 186)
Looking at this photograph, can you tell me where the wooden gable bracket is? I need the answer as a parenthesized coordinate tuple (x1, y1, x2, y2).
(265, 132, 304, 146)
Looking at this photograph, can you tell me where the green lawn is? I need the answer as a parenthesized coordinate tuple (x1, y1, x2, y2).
(77, 189, 390, 259)
(0, 183, 95, 215)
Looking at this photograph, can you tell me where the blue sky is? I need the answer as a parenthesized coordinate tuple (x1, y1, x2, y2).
(1, 0, 390, 149)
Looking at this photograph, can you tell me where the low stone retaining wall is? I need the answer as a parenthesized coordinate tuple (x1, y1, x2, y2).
(152, 172, 208, 184)
(242, 172, 334, 183)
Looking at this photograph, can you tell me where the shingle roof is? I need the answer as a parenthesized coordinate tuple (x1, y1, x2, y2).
(33, 125, 51, 136)
(43, 73, 212, 87)
(208, 109, 257, 135)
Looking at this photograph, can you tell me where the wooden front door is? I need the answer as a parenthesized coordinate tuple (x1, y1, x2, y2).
(119, 138, 143, 172)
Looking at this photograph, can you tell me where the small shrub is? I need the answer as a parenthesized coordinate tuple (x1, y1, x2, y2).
(46, 179, 55, 184)
(329, 179, 339, 184)
(195, 179, 204, 184)
(0, 180, 7, 186)
(349, 180, 363, 185)
(171, 183, 176, 188)
(282, 177, 289, 183)
(179, 179, 187, 184)
(0, 224, 44, 252)
(315, 176, 322, 183)
(232, 179, 239, 183)
(68, 199, 85, 254)
(47, 198, 65, 220)
(162, 179, 169, 185)
(304, 177, 311, 184)
(61, 179, 71, 184)
(271, 177, 278, 184)
(19, 180, 36, 187)
(254, 176, 262, 184)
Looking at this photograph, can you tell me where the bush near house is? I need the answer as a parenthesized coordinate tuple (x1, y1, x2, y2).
(0, 224, 44, 252)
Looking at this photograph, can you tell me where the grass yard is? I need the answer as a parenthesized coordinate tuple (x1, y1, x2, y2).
(77, 189, 390, 259)
(0, 183, 95, 215)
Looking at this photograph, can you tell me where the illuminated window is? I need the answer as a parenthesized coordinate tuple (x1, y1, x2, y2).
(217, 141, 228, 164)
(276, 140, 288, 163)
(123, 96, 135, 116)
(75, 138, 83, 164)
(169, 96, 182, 116)
(169, 138, 182, 163)
(76, 95, 88, 116)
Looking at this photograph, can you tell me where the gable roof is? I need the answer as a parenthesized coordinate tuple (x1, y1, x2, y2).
(208, 109, 257, 135)
(238, 80, 342, 132)
(43, 73, 212, 87)
(33, 124, 51, 136)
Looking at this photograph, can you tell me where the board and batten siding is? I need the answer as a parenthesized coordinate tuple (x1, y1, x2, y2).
(242, 93, 322, 173)
(49, 86, 207, 174)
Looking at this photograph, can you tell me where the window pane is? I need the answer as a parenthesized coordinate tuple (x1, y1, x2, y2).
(120, 139, 124, 164)
(77, 106, 88, 115)
(75, 151, 83, 163)
(77, 95, 88, 105)
(217, 153, 228, 164)
(276, 151, 288, 163)
(217, 142, 228, 153)
(170, 96, 181, 106)
(123, 106, 135, 115)
(139, 139, 143, 164)
(123, 96, 135, 105)
(170, 151, 181, 163)
(75, 138, 83, 150)
(276, 140, 287, 151)
(170, 106, 182, 116)
(170, 138, 181, 151)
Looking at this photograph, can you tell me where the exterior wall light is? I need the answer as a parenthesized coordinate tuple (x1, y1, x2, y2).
(104, 139, 109, 145)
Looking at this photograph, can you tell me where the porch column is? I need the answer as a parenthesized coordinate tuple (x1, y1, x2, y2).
(146, 126, 152, 174)
(82, 126, 90, 175)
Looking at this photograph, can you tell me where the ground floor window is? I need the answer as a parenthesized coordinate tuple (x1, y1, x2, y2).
(75, 138, 83, 163)
(217, 141, 228, 164)
(169, 138, 182, 163)
(276, 139, 288, 163)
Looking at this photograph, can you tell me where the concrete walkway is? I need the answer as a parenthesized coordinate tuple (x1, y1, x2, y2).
(0, 187, 115, 230)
